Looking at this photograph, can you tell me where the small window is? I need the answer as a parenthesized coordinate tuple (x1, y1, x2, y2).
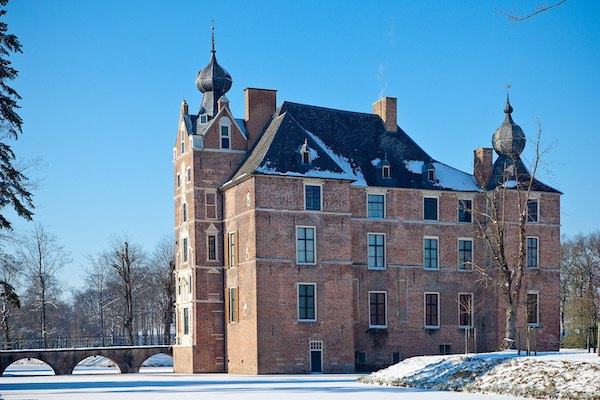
(368, 233, 385, 269)
(207, 235, 217, 261)
(302, 150, 310, 164)
(182, 203, 187, 222)
(367, 194, 385, 218)
(369, 291, 387, 328)
(527, 237, 539, 269)
(424, 197, 438, 221)
(356, 351, 367, 364)
(181, 140, 185, 154)
(187, 167, 191, 182)
(182, 237, 189, 263)
(296, 226, 316, 265)
(439, 344, 452, 355)
(229, 232, 236, 268)
(527, 199, 539, 223)
(228, 287, 238, 323)
(425, 292, 440, 328)
(298, 283, 316, 322)
(458, 199, 472, 223)
(427, 168, 435, 182)
(177, 174, 181, 188)
(188, 274, 192, 294)
(382, 165, 391, 178)
(205, 192, 217, 219)
(183, 307, 190, 335)
(392, 352, 401, 364)
(458, 239, 473, 270)
(221, 125, 230, 149)
(458, 293, 473, 328)
(424, 237, 439, 269)
(304, 185, 321, 211)
(200, 115, 207, 123)
(527, 292, 539, 326)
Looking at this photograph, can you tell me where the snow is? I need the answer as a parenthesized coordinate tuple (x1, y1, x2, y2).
(403, 160, 480, 192)
(503, 180, 518, 188)
(371, 158, 381, 167)
(403, 159, 424, 174)
(360, 349, 600, 399)
(0, 365, 525, 400)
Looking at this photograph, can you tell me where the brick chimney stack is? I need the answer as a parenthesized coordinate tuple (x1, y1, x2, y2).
(372, 97, 397, 132)
(474, 148, 493, 187)
(245, 88, 277, 148)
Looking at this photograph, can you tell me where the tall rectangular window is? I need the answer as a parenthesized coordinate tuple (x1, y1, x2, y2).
(207, 235, 217, 261)
(221, 125, 230, 149)
(425, 292, 440, 328)
(458, 293, 473, 328)
(458, 239, 473, 270)
(205, 192, 217, 219)
(458, 199, 472, 223)
(182, 237, 188, 263)
(369, 292, 387, 328)
(183, 307, 190, 335)
(298, 283, 316, 321)
(527, 292, 539, 326)
(527, 237, 539, 268)
(424, 237, 439, 269)
(177, 174, 181, 188)
(181, 140, 185, 154)
(186, 167, 191, 182)
(182, 203, 187, 222)
(424, 197, 438, 221)
(304, 185, 321, 211)
(296, 227, 316, 264)
(367, 194, 385, 218)
(368, 233, 385, 269)
(229, 232, 236, 268)
(527, 199, 539, 222)
(228, 287, 238, 323)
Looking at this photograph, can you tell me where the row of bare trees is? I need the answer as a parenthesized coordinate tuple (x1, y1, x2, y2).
(0, 224, 175, 349)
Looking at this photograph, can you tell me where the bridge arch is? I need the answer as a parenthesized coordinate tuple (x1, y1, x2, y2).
(72, 355, 121, 374)
(1, 356, 57, 376)
(139, 352, 173, 371)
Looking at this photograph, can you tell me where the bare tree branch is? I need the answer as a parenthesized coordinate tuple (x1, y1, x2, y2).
(497, 0, 567, 23)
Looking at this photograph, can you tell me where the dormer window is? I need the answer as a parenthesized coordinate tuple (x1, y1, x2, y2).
(200, 115, 207, 124)
(220, 117, 232, 149)
(382, 165, 391, 178)
(302, 150, 310, 164)
(427, 168, 435, 182)
(300, 139, 312, 164)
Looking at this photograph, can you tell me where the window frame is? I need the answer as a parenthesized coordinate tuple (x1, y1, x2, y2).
(297, 283, 317, 322)
(228, 232, 237, 268)
(458, 292, 474, 328)
(182, 237, 189, 263)
(186, 167, 191, 182)
(368, 291, 388, 328)
(527, 198, 539, 223)
(302, 149, 311, 164)
(296, 226, 317, 265)
(423, 236, 439, 270)
(182, 203, 187, 222)
(526, 291, 540, 327)
(367, 193, 386, 219)
(177, 173, 181, 188)
(220, 124, 231, 149)
(526, 236, 539, 269)
(228, 286, 238, 323)
(205, 191, 217, 220)
(367, 232, 386, 270)
(424, 292, 440, 329)
(304, 183, 323, 212)
(457, 237, 473, 271)
(207, 234, 218, 261)
(423, 196, 439, 221)
(382, 165, 391, 178)
(183, 307, 190, 335)
(458, 199, 473, 223)
(427, 168, 435, 182)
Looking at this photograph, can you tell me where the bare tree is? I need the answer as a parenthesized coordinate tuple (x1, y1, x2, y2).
(17, 224, 71, 346)
(82, 253, 112, 344)
(498, 0, 567, 23)
(148, 235, 175, 344)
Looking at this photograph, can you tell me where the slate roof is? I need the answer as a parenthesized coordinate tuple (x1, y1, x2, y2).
(487, 155, 561, 193)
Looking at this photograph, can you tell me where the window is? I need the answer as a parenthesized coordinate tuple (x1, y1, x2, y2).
(458, 199, 472, 223)
(181, 140, 185, 154)
(458, 239, 473, 270)
(439, 344, 452, 355)
(424, 237, 439, 269)
(425, 292, 440, 328)
(527, 292, 539, 326)
(188, 274, 192, 293)
(427, 168, 435, 182)
(207, 235, 217, 261)
(367, 194, 385, 218)
(177, 174, 181, 188)
(424, 197, 438, 220)
(205, 192, 217, 219)
(182, 203, 187, 222)
(369, 292, 387, 328)
(304, 184, 321, 211)
(527, 237, 539, 268)
(183, 307, 190, 335)
(382, 165, 391, 178)
(296, 227, 316, 264)
(302, 149, 310, 164)
(368, 233, 385, 269)
(220, 125, 230, 149)
(200, 114, 207, 123)
(392, 352, 401, 364)
(527, 199, 539, 222)
(298, 283, 316, 321)
(458, 293, 473, 328)
(356, 351, 366, 364)
(229, 232, 236, 268)
(182, 237, 188, 263)
(228, 287, 238, 323)
(187, 167, 191, 182)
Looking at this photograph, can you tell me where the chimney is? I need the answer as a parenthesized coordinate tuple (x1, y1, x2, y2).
(245, 88, 277, 147)
(372, 97, 397, 132)
(218, 95, 230, 112)
(474, 148, 493, 187)
(180, 99, 188, 115)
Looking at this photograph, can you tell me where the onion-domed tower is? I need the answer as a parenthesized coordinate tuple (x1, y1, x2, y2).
(195, 26, 232, 118)
(492, 95, 526, 158)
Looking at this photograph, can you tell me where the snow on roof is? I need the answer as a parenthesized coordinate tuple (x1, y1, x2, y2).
(403, 160, 480, 192)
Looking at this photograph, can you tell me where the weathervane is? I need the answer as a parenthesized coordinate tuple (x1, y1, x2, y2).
(211, 19, 215, 54)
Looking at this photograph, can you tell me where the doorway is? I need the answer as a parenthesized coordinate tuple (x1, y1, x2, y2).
(310, 341, 323, 373)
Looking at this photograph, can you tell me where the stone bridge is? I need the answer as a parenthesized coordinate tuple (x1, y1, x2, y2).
(0, 345, 172, 375)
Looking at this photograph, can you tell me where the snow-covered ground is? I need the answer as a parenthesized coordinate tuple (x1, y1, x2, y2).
(360, 349, 600, 400)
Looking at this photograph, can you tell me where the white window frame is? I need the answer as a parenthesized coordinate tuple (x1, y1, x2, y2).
(423, 196, 439, 221)
(182, 237, 189, 263)
(423, 236, 439, 270)
(182, 307, 191, 335)
(228, 286, 237, 324)
(424, 292, 440, 329)
(527, 198, 540, 223)
(309, 340, 323, 373)
(367, 232, 386, 270)
(526, 236, 539, 269)
(457, 237, 474, 271)
(296, 226, 317, 265)
(206, 233, 218, 262)
(366, 192, 386, 219)
(382, 165, 391, 178)
(228, 232, 236, 268)
(368, 291, 388, 329)
(427, 168, 435, 182)
(527, 291, 540, 327)
(458, 292, 474, 328)
(303, 183, 323, 212)
(219, 117, 232, 149)
(458, 198, 473, 223)
(297, 282, 317, 322)
(205, 191, 217, 220)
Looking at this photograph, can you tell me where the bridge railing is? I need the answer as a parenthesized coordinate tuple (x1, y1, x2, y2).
(1, 334, 175, 350)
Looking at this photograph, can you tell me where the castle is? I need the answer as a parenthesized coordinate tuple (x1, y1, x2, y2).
(172, 37, 561, 374)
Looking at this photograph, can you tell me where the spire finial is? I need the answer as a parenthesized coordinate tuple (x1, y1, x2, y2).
(211, 19, 215, 54)
(504, 84, 513, 115)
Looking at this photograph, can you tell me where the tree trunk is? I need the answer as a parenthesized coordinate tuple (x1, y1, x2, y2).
(2, 308, 10, 349)
(505, 299, 518, 349)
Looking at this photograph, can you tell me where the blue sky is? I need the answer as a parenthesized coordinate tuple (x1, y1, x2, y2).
(5, 0, 599, 289)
